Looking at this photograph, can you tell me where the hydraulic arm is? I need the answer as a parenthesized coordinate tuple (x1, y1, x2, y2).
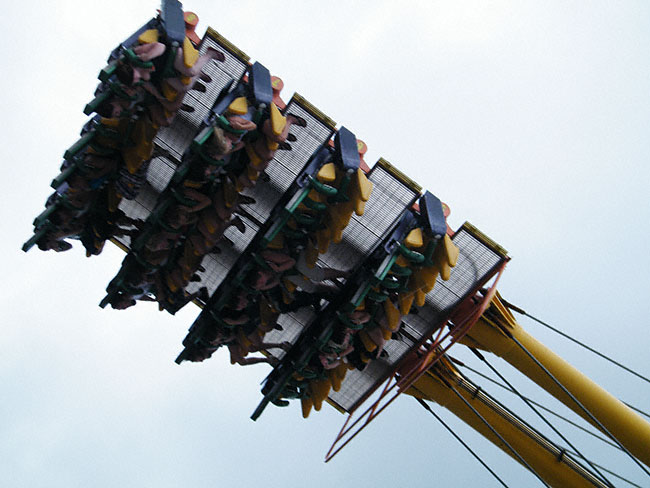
(458, 295, 650, 467)
(407, 358, 608, 488)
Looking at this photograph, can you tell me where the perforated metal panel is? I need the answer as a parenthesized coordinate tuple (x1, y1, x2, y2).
(317, 162, 420, 272)
(185, 217, 260, 296)
(241, 100, 336, 224)
(257, 162, 422, 383)
(328, 224, 506, 412)
(263, 307, 317, 361)
(115, 30, 249, 237)
(115, 183, 160, 249)
(182, 97, 336, 297)
(154, 31, 249, 162)
(146, 156, 176, 193)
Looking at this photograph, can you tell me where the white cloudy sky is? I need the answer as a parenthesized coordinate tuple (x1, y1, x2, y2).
(1, 1, 649, 487)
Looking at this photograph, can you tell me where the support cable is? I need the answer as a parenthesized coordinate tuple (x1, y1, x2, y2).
(504, 329, 650, 479)
(502, 299, 650, 387)
(441, 375, 552, 487)
(414, 396, 511, 488)
(451, 359, 622, 451)
(457, 364, 643, 488)
(562, 451, 644, 488)
(469, 348, 615, 488)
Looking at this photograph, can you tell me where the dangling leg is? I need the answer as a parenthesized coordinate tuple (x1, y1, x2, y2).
(133, 42, 166, 62)
(236, 356, 279, 366)
(173, 47, 225, 78)
(253, 341, 292, 352)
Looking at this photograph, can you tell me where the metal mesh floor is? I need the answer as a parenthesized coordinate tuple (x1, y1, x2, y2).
(317, 162, 420, 272)
(185, 96, 336, 296)
(261, 161, 421, 354)
(108, 29, 341, 319)
(328, 224, 507, 412)
(116, 29, 249, 232)
(154, 30, 249, 162)
(240, 99, 336, 225)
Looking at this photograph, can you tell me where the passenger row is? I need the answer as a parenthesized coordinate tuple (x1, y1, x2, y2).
(261, 192, 460, 417)
(102, 62, 305, 314)
(176, 128, 374, 370)
(24, 10, 222, 257)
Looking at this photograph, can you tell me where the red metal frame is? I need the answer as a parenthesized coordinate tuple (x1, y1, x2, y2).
(324, 259, 508, 462)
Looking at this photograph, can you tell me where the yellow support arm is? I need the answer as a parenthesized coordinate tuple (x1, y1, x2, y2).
(406, 360, 607, 488)
(459, 294, 650, 467)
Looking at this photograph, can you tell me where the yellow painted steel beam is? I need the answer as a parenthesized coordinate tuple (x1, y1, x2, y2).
(406, 360, 606, 488)
(459, 294, 650, 467)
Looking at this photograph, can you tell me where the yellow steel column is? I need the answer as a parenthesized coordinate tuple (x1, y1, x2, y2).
(406, 361, 604, 488)
(459, 295, 650, 467)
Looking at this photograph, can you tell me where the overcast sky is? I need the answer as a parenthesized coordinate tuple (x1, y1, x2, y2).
(1, 1, 649, 487)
